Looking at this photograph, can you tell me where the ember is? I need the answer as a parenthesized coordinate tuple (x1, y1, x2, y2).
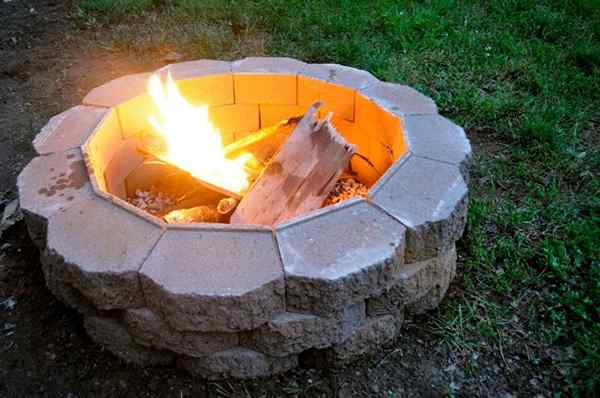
(323, 175, 369, 206)
(127, 188, 176, 216)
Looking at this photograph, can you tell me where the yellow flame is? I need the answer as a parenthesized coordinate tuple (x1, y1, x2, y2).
(146, 73, 252, 194)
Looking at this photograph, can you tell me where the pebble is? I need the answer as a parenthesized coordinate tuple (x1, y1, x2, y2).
(323, 176, 368, 206)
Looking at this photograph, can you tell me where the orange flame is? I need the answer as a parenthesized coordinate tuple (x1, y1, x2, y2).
(146, 73, 253, 194)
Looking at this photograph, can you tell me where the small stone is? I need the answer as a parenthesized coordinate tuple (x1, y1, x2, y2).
(84, 316, 173, 366)
(123, 307, 238, 357)
(164, 52, 184, 63)
(0, 297, 17, 311)
(178, 347, 297, 379)
(0, 199, 22, 239)
(278, 199, 406, 317)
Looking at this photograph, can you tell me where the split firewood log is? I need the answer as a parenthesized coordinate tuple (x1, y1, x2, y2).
(230, 102, 356, 226)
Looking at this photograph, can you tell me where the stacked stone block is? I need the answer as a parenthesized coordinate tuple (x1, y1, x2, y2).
(17, 57, 471, 379)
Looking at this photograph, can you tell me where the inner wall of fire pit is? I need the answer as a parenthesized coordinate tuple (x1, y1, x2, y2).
(83, 73, 407, 223)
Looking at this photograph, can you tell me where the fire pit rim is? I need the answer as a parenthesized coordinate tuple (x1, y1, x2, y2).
(80, 58, 457, 231)
(17, 57, 471, 379)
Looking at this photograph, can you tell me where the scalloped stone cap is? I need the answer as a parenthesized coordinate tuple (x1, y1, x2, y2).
(361, 81, 438, 116)
(371, 155, 467, 261)
(33, 105, 108, 155)
(17, 148, 93, 247)
(300, 63, 378, 90)
(44, 196, 163, 309)
(233, 57, 307, 74)
(277, 199, 406, 316)
(140, 226, 285, 332)
(402, 113, 472, 170)
(83, 72, 152, 107)
(157, 59, 231, 80)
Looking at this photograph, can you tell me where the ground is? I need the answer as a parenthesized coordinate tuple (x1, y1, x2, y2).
(0, 1, 598, 397)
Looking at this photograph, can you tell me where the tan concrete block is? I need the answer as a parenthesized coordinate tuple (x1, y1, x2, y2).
(158, 59, 231, 80)
(320, 82, 355, 121)
(84, 109, 123, 192)
(176, 74, 234, 106)
(209, 104, 259, 141)
(380, 108, 408, 160)
(301, 63, 378, 91)
(103, 138, 145, 199)
(83, 73, 151, 108)
(299, 77, 356, 120)
(232, 57, 307, 74)
(234, 73, 297, 105)
(116, 93, 159, 139)
(259, 104, 305, 128)
(298, 76, 322, 110)
(33, 106, 108, 155)
(355, 94, 395, 180)
(330, 117, 378, 186)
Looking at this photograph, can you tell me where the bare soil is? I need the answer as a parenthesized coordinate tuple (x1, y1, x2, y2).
(0, 1, 557, 397)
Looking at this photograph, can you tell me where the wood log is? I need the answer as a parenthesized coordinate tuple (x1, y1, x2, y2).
(230, 102, 356, 226)
(136, 117, 301, 200)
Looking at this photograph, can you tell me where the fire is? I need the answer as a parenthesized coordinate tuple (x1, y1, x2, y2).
(146, 73, 253, 194)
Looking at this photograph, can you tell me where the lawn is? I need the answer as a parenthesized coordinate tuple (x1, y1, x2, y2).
(75, 0, 600, 395)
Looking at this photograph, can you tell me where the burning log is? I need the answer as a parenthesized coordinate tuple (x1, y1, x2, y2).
(224, 116, 300, 164)
(137, 116, 301, 199)
(163, 197, 238, 224)
(230, 102, 356, 226)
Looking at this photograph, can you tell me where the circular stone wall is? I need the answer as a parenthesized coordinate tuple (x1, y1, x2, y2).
(17, 57, 471, 379)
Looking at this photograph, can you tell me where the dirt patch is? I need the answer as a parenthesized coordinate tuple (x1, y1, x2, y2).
(0, 1, 559, 397)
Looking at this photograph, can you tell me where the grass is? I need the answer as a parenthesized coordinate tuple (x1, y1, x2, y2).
(75, 0, 600, 394)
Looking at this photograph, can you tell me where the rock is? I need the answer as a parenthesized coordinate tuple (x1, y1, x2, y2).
(123, 308, 239, 357)
(84, 316, 174, 366)
(277, 199, 406, 317)
(163, 51, 184, 63)
(0, 199, 22, 239)
(178, 347, 297, 379)
(140, 226, 285, 332)
(327, 315, 399, 365)
(366, 246, 457, 316)
(371, 156, 467, 262)
(242, 302, 365, 357)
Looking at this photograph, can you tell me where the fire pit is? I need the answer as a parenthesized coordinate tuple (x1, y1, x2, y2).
(17, 57, 471, 379)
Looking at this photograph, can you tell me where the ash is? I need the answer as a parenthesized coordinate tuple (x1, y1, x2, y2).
(323, 176, 369, 206)
(128, 189, 176, 216)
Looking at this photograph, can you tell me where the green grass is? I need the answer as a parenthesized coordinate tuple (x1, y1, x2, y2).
(76, 0, 600, 394)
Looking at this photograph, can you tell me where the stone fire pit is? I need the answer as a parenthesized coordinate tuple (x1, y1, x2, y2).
(17, 57, 471, 379)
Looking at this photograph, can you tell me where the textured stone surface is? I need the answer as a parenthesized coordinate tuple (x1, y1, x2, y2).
(277, 199, 405, 317)
(84, 316, 174, 366)
(33, 105, 108, 155)
(232, 57, 307, 74)
(140, 226, 285, 332)
(372, 155, 468, 262)
(43, 197, 163, 309)
(361, 82, 437, 116)
(40, 261, 99, 315)
(178, 348, 297, 379)
(366, 245, 457, 317)
(158, 59, 231, 80)
(123, 308, 238, 357)
(83, 73, 151, 107)
(20, 58, 470, 379)
(407, 246, 457, 315)
(243, 302, 365, 357)
(17, 149, 93, 248)
(402, 114, 472, 180)
(301, 63, 378, 90)
(328, 315, 399, 364)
